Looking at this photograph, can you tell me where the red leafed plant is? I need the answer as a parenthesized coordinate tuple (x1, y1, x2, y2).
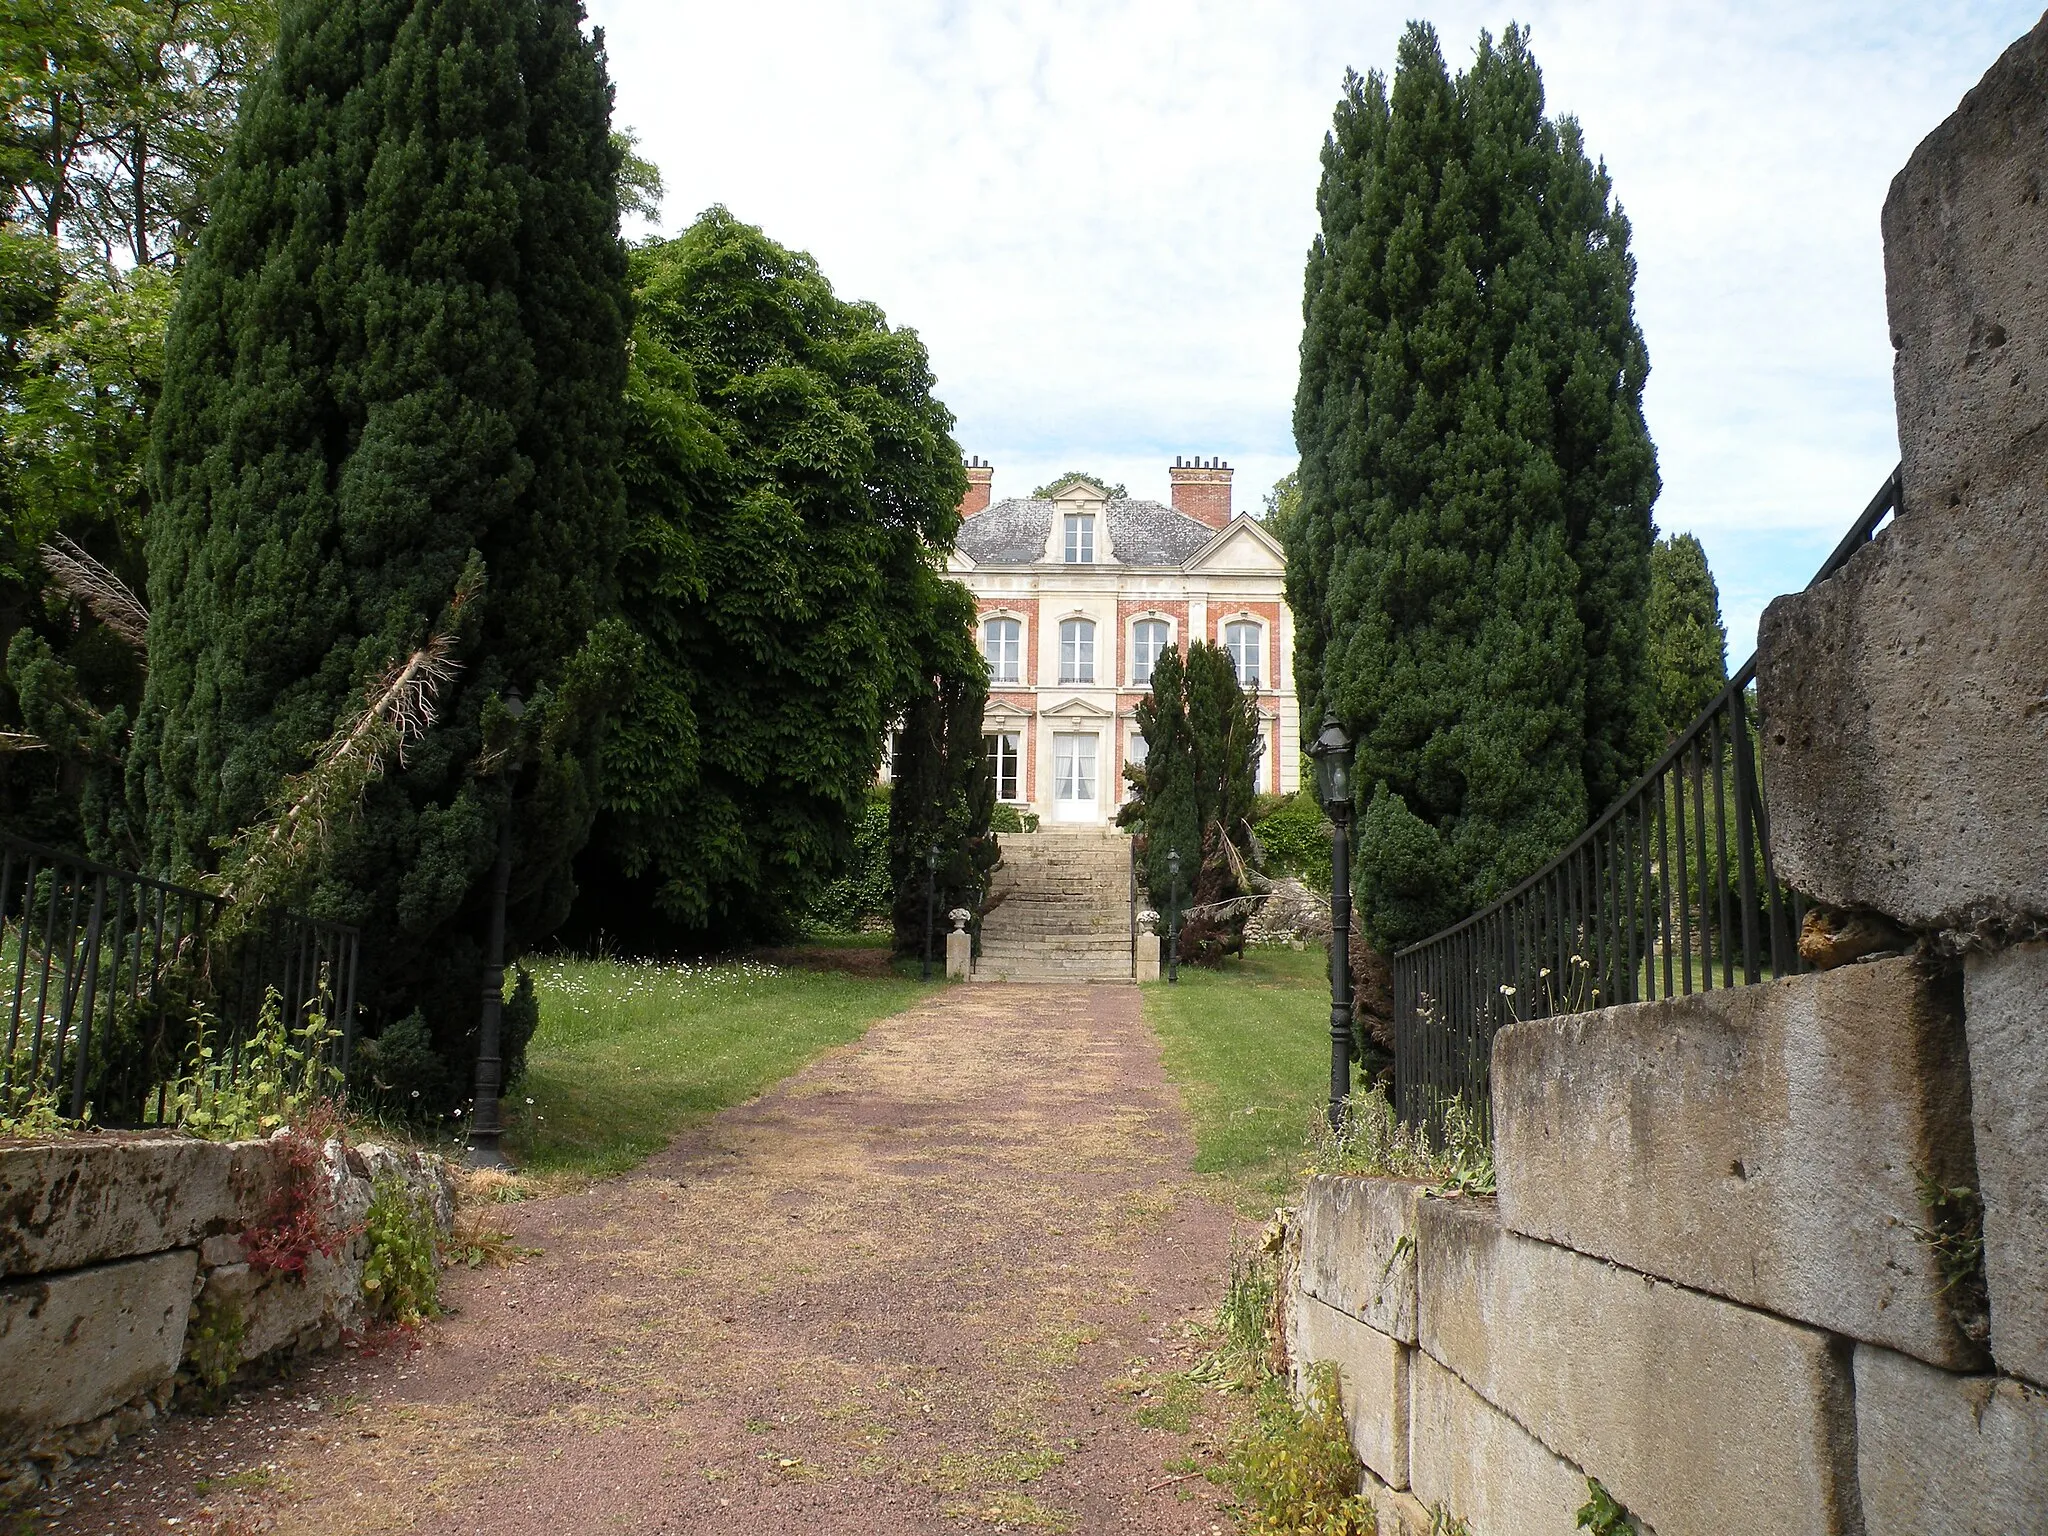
(243, 1104, 355, 1278)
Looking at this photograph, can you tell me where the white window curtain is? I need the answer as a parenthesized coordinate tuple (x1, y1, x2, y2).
(982, 617, 1021, 683)
(983, 732, 1021, 801)
(1054, 735, 1097, 800)
(1132, 620, 1168, 685)
(1225, 620, 1262, 688)
(1059, 618, 1095, 683)
(1063, 514, 1094, 564)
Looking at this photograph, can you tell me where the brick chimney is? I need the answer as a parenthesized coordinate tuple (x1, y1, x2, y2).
(1168, 455, 1233, 528)
(960, 455, 995, 518)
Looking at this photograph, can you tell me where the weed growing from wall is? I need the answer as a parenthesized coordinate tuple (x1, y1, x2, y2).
(1905, 1168, 1989, 1339)
(1303, 1084, 1495, 1196)
(242, 1108, 350, 1281)
(183, 1294, 246, 1412)
(1576, 1478, 1639, 1534)
(158, 987, 342, 1141)
(0, 1049, 84, 1137)
(361, 1174, 441, 1325)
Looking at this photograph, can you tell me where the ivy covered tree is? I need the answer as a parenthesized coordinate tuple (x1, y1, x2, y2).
(1288, 23, 1661, 951)
(1120, 640, 1261, 964)
(129, 0, 633, 1106)
(576, 208, 973, 944)
(1647, 532, 1728, 740)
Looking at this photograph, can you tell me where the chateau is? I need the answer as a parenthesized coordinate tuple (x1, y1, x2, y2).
(946, 457, 1300, 828)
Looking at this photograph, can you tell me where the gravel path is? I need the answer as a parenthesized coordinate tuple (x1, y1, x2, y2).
(37, 983, 1244, 1535)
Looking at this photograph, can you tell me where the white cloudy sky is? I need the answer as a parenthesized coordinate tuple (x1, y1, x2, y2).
(584, 0, 2041, 652)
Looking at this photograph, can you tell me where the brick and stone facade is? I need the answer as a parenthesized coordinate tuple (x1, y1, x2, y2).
(946, 460, 1298, 827)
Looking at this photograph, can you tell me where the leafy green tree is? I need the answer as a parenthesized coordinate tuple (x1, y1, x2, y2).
(1121, 642, 1197, 901)
(1289, 23, 1660, 951)
(580, 208, 972, 943)
(130, 0, 633, 1106)
(1029, 471, 1125, 499)
(1647, 531, 1727, 739)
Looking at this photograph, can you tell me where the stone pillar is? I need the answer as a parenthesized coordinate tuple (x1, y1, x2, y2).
(1135, 910, 1160, 982)
(945, 909, 972, 982)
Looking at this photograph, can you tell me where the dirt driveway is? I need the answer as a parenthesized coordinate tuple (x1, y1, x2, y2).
(36, 984, 1244, 1535)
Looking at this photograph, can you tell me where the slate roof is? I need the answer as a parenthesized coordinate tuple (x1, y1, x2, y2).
(955, 498, 1219, 567)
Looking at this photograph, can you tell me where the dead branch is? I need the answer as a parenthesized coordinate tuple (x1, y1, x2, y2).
(39, 535, 149, 649)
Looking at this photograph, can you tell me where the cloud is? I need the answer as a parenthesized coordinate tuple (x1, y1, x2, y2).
(587, 0, 2038, 649)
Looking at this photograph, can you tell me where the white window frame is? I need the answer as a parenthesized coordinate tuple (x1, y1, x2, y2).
(1063, 513, 1095, 564)
(1224, 618, 1264, 689)
(1130, 618, 1172, 686)
(1059, 617, 1095, 684)
(984, 731, 1022, 802)
(981, 615, 1022, 684)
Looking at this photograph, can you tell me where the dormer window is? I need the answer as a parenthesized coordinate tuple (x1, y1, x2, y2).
(1063, 514, 1095, 564)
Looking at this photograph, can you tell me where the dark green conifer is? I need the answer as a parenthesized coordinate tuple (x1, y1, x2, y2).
(1289, 23, 1660, 950)
(1646, 532, 1728, 739)
(130, 0, 631, 1102)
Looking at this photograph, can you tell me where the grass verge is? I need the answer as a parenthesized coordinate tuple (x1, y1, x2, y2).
(501, 954, 932, 1180)
(1140, 944, 1336, 1215)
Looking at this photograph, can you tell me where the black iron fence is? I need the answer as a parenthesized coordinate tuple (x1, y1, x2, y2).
(1391, 470, 1901, 1132)
(0, 831, 358, 1126)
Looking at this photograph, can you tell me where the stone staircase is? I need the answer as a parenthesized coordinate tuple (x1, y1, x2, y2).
(975, 829, 1135, 983)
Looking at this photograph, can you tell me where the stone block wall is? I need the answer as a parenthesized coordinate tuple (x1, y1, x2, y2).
(0, 1133, 452, 1500)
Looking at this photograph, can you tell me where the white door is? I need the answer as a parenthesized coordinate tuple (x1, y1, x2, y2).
(1053, 733, 1099, 822)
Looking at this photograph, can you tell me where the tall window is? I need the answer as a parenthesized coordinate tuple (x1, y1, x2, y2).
(984, 732, 1021, 801)
(982, 616, 1021, 683)
(1063, 514, 1095, 564)
(1132, 620, 1169, 685)
(1225, 620, 1262, 688)
(1059, 618, 1095, 683)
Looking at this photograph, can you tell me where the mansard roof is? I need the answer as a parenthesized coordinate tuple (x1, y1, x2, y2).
(954, 497, 1217, 567)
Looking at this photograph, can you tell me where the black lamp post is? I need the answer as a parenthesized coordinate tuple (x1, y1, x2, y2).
(469, 686, 524, 1168)
(1308, 711, 1355, 1131)
(1166, 847, 1181, 984)
(922, 843, 940, 981)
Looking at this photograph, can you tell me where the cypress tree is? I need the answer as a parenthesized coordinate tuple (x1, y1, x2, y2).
(886, 600, 996, 958)
(1289, 23, 1660, 951)
(130, 0, 631, 1102)
(1122, 640, 1260, 960)
(582, 209, 971, 942)
(1646, 532, 1728, 739)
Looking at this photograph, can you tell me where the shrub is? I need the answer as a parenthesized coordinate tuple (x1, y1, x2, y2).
(160, 987, 342, 1142)
(1219, 1365, 1375, 1535)
(807, 793, 893, 932)
(1255, 789, 1333, 889)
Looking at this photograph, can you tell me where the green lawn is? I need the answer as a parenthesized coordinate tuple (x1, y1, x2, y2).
(501, 954, 932, 1179)
(1141, 944, 1336, 1214)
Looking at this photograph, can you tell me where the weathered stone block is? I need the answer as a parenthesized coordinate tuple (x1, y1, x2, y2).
(1964, 941, 2048, 1386)
(1493, 958, 1984, 1368)
(1134, 931, 1159, 983)
(946, 929, 971, 981)
(1417, 1199, 1861, 1536)
(0, 1138, 282, 1278)
(1298, 1175, 1422, 1343)
(1362, 1468, 1432, 1536)
(1291, 1294, 1409, 1490)
(1408, 1352, 1589, 1536)
(1757, 17, 2048, 932)
(1854, 1344, 2048, 1535)
(0, 1250, 195, 1452)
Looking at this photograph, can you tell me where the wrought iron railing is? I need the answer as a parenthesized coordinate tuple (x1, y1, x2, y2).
(1391, 470, 1901, 1131)
(0, 830, 358, 1126)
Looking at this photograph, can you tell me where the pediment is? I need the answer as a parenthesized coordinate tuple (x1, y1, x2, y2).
(984, 700, 1033, 725)
(1187, 516, 1285, 572)
(946, 547, 978, 573)
(1042, 475, 1111, 507)
(1041, 696, 1116, 720)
